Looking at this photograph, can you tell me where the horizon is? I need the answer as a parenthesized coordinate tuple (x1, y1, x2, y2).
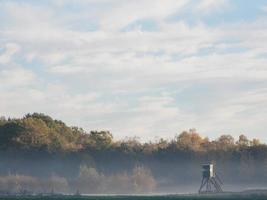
(1, 0, 267, 143)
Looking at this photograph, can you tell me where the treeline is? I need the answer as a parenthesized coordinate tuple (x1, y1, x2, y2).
(0, 113, 267, 193)
(0, 113, 263, 152)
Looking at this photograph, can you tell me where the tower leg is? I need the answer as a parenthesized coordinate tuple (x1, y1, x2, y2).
(199, 177, 223, 194)
(199, 178, 208, 194)
(211, 177, 222, 192)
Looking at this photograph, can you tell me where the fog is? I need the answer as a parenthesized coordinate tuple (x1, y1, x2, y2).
(0, 152, 267, 195)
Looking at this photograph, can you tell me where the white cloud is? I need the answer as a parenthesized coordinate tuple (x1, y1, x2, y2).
(194, 87, 267, 140)
(97, 0, 189, 30)
(2, 2, 57, 29)
(1, 0, 267, 142)
(194, 0, 229, 13)
(0, 43, 20, 64)
(0, 68, 36, 87)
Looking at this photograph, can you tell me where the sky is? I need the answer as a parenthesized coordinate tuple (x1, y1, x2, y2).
(0, 0, 267, 142)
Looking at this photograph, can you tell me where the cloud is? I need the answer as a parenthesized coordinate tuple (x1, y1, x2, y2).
(197, 87, 267, 140)
(0, 43, 20, 64)
(97, 0, 189, 30)
(0, 0, 267, 142)
(0, 68, 36, 87)
(262, 5, 267, 12)
(194, 0, 229, 13)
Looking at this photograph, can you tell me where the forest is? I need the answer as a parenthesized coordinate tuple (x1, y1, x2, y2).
(0, 113, 267, 194)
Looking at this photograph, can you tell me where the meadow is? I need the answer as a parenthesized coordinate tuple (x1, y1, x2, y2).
(1, 194, 267, 200)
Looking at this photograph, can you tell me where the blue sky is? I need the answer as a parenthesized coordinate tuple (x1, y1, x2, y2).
(1, 0, 267, 142)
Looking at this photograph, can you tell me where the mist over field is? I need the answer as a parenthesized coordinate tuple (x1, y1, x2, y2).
(0, 114, 267, 194)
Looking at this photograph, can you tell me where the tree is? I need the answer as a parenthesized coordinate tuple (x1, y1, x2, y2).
(88, 131, 113, 149)
(76, 165, 104, 193)
(46, 175, 69, 193)
(0, 116, 6, 125)
(251, 138, 260, 146)
(176, 129, 203, 151)
(237, 134, 249, 147)
(119, 136, 142, 153)
(132, 166, 156, 193)
(216, 134, 235, 150)
(0, 121, 25, 148)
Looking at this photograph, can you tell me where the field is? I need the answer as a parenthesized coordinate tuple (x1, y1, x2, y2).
(1, 194, 267, 200)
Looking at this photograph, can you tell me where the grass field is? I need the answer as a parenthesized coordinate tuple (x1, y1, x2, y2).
(1, 194, 267, 200)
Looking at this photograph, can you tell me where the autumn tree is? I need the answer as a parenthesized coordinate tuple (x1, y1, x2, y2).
(88, 131, 113, 150)
(237, 134, 249, 147)
(216, 134, 235, 150)
(251, 138, 260, 146)
(176, 129, 203, 151)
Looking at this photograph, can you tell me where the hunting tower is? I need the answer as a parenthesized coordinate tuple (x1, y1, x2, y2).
(198, 164, 223, 194)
